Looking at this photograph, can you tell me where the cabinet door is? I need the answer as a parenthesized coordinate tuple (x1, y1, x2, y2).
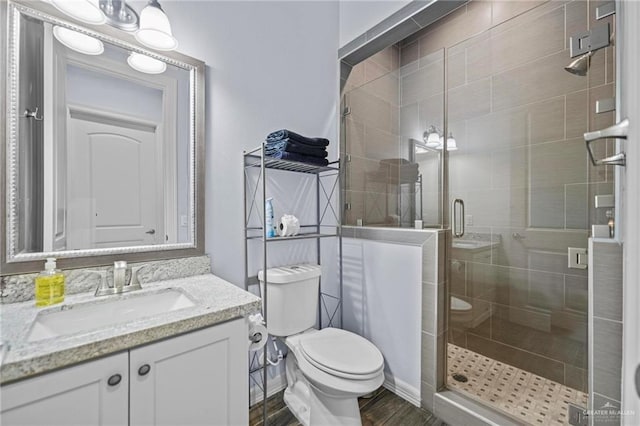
(130, 319, 249, 426)
(0, 352, 128, 426)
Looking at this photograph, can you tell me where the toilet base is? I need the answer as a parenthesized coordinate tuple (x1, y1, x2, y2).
(284, 383, 362, 426)
(284, 351, 364, 426)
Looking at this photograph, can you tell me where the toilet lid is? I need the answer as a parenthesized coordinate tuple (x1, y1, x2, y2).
(299, 328, 383, 379)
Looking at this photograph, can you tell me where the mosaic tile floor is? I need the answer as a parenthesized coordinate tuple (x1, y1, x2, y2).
(447, 344, 588, 425)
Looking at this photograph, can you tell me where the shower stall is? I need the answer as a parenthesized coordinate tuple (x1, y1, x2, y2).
(341, 1, 617, 424)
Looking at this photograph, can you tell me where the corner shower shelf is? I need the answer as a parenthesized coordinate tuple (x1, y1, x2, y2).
(243, 144, 343, 426)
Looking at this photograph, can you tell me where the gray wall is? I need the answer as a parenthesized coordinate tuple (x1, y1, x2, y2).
(160, 1, 340, 286)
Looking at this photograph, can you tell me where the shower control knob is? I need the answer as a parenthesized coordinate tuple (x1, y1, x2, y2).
(138, 364, 151, 376)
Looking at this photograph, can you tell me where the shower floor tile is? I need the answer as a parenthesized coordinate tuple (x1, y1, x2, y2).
(447, 344, 588, 425)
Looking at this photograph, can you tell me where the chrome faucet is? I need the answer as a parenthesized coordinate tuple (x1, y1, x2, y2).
(91, 261, 143, 297)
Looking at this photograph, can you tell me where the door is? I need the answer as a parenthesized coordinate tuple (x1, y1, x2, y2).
(0, 352, 128, 426)
(129, 319, 249, 426)
(67, 109, 163, 249)
(441, 2, 609, 423)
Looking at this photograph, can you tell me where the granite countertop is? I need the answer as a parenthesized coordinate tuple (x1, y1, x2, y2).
(0, 274, 261, 384)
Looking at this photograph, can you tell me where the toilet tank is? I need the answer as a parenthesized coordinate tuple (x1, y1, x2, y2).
(257, 264, 321, 337)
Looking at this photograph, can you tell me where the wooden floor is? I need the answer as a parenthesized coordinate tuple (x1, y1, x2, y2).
(249, 387, 444, 426)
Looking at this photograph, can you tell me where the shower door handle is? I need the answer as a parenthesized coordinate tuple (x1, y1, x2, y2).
(584, 118, 628, 166)
(452, 199, 465, 238)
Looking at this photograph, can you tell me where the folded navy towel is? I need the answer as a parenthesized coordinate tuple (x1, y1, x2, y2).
(267, 129, 330, 147)
(267, 150, 329, 166)
(265, 139, 328, 158)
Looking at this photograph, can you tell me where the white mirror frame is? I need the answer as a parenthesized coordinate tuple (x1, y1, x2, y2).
(1, 1, 205, 275)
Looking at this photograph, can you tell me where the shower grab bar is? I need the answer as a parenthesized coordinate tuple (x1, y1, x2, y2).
(452, 199, 465, 238)
(584, 118, 628, 166)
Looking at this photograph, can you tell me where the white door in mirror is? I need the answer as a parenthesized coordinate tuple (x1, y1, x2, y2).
(66, 114, 163, 249)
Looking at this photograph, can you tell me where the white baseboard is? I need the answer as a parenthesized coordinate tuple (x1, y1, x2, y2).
(383, 374, 421, 407)
(249, 372, 288, 407)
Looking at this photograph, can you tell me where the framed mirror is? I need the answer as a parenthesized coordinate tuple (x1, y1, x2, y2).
(1, 1, 205, 274)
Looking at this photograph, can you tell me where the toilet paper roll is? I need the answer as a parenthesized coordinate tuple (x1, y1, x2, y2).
(248, 313, 268, 351)
(277, 214, 300, 237)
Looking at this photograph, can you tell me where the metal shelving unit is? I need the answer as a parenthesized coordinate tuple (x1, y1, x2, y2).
(243, 144, 343, 425)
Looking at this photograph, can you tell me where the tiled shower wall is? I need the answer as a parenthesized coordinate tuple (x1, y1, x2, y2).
(342, 46, 406, 226)
(396, 0, 616, 394)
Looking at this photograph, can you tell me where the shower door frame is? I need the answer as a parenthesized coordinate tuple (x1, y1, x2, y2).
(339, 0, 631, 424)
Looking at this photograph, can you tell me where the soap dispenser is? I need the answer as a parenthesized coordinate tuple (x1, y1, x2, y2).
(35, 258, 65, 307)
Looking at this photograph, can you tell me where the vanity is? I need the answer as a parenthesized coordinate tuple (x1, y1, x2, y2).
(1, 274, 261, 425)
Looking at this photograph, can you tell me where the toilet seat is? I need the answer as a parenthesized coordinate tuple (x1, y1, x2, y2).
(298, 328, 384, 380)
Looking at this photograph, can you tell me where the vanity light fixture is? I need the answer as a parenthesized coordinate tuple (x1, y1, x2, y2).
(135, 0, 178, 51)
(127, 52, 167, 74)
(53, 26, 104, 55)
(49, 0, 106, 25)
(423, 125, 442, 148)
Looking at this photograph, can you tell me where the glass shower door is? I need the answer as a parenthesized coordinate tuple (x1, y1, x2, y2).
(444, 2, 616, 424)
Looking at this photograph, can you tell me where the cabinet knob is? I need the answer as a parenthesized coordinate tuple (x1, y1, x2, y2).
(138, 364, 151, 376)
(107, 374, 122, 386)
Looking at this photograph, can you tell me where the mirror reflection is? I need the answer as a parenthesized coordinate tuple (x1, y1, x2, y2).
(14, 10, 193, 254)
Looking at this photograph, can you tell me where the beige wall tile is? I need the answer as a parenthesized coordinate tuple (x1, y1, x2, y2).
(369, 45, 399, 73)
(447, 50, 466, 89)
(529, 185, 565, 228)
(566, 89, 589, 139)
(364, 127, 400, 160)
(449, 151, 492, 192)
(400, 40, 419, 69)
(418, 93, 445, 130)
(530, 138, 588, 188)
(401, 60, 444, 105)
(467, 4, 565, 82)
(399, 102, 420, 139)
(491, 0, 546, 26)
(419, 1, 492, 59)
(492, 50, 587, 111)
(491, 146, 527, 189)
(349, 88, 394, 133)
(364, 70, 400, 105)
(448, 78, 491, 122)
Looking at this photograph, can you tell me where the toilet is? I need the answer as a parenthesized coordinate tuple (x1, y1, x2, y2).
(258, 264, 384, 426)
(450, 296, 473, 327)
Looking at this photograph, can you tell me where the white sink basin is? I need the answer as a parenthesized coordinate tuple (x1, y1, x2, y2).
(452, 240, 492, 249)
(27, 289, 195, 342)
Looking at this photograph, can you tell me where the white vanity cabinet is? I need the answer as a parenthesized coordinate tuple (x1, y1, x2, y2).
(129, 318, 248, 426)
(0, 352, 129, 425)
(1, 318, 249, 426)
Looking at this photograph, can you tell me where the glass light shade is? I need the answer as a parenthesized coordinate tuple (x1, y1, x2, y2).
(53, 26, 104, 55)
(127, 52, 167, 74)
(50, 0, 106, 25)
(447, 134, 458, 151)
(134, 3, 178, 51)
(424, 131, 441, 148)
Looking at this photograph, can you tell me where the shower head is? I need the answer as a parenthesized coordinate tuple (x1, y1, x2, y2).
(564, 51, 592, 76)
